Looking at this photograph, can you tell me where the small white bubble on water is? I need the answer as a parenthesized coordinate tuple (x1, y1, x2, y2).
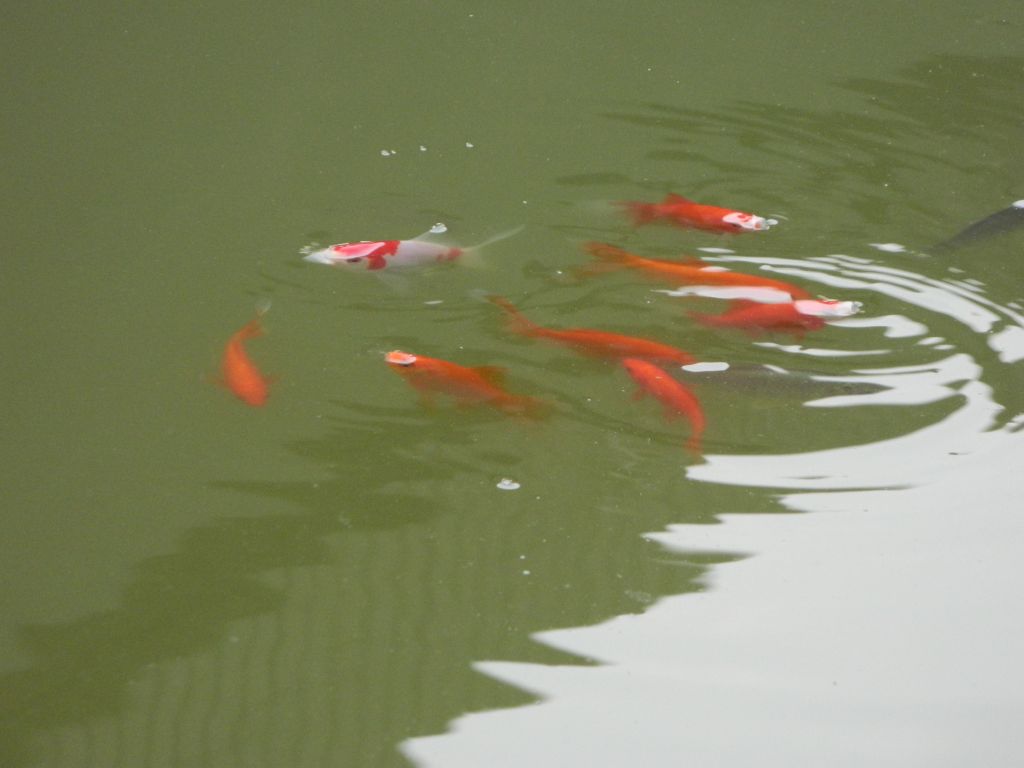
(430, 222, 448, 234)
(465, 142, 475, 148)
(419, 145, 427, 152)
(497, 478, 521, 490)
(380, 149, 395, 157)
(869, 242, 907, 252)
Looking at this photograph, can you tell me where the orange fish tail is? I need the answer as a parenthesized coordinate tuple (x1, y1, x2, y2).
(574, 242, 631, 280)
(620, 200, 659, 226)
(236, 316, 264, 341)
(582, 241, 634, 264)
(685, 432, 703, 457)
(487, 295, 539, 336)
(500, 394, 549, 420)
(687, 311, 719, 328)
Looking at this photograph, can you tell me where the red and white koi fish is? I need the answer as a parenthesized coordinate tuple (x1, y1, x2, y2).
(488, 295, 696, 365)
(582, 242, 813, 300)
(220, 306, 271, 406)
(689, 298, 861, 337)
(303, 225, 521, 270)
(622, 357, 705, 455)
(385, 350, 545, 416)
(620, 193, 776, 233)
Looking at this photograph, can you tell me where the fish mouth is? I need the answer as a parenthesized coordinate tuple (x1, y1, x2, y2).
(385, 350, 417, 366)
(302, 249, 337, 265)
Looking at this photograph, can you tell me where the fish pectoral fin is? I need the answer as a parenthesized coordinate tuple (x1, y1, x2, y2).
(472, 365, 506, 385)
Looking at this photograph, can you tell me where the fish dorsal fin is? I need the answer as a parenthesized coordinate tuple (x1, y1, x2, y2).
(664, 193, 693, 205)
(331, 241, 385, 260)
(472, 365, 506, 385)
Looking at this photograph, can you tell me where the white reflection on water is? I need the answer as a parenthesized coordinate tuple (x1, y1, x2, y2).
(403, 251, 1024, 768)
(684, 252, 1021, 483)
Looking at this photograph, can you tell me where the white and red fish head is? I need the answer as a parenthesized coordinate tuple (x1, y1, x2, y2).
(303, 241, 399, 269)
(721, 211, 777, 231)
(385, 350, 418, 367)
(793, 299, 862, 318)
(304, 239, 460, 270)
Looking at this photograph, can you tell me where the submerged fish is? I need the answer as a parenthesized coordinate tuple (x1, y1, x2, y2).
(931, 200, 1024, 253)
(220, 306, 271, 406)
(689, 299, 861, 337)
(622, 357, 705, 455)
(619, 193, 776, 233)
(303, 225, 521, 270)
(488, 295, 696, 365)
(385, 350, 544, 416)
(582, 242, 813, 300)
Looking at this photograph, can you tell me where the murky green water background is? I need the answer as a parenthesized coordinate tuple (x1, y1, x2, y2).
(3, 2, 1023, 766)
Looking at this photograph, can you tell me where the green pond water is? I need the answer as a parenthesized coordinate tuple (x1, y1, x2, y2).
(3, 2, 1023, 766)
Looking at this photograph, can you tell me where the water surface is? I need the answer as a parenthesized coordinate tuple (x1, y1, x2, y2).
(3, 1, 1023, 766)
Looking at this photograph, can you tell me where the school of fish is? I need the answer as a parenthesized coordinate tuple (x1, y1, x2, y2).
(215, 191, 873, 456)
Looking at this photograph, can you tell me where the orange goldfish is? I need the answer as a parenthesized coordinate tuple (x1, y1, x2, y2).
(385, 350, 544, 416)
(221, 308, 271, 406)
(487, 295, 696, 365)
(690, 298, 861, 337)
(620, 192, 776, 233)
(582, 242, 813, 300)
(622, 357, 705, 455)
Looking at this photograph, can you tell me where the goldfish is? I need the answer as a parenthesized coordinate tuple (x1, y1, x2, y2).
(303, 224, 521, 270)
(220, 307, 271, 406)
(488, 295, 696, 365)
(689, 298, 861, 337)
(621, 358, 705, 455)
(385, 350, 544, 416)
(620, 193, 776, 233)
(582, 242, 813, 300)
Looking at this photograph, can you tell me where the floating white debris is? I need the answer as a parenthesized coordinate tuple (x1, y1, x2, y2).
(682, 361, 730, 373)
(380, 149, 396, 157)
(465, 142, 475, 148)
(423, 300, 443, 305)
(419, 145, 427, 152)
(497, 478, 520, 490)
(430, 222, 448, 234)
(869, 242, 907, 253)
